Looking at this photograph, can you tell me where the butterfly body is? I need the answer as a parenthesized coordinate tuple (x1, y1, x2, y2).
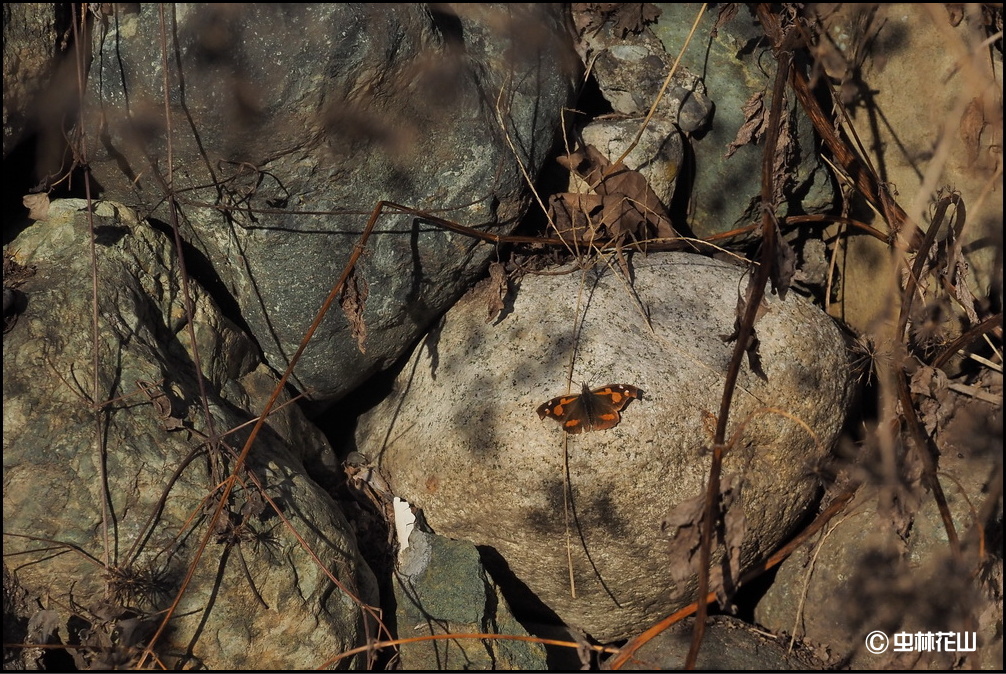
(536, 383, 642, 434)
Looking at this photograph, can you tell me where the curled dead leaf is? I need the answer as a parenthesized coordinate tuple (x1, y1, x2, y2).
(772, 230, 797, 300)
(23, 193, 50, 221)
(472, 261, 509, 323)
(725, 91, 766, 159)
(661, 473, 746, 607)
(571, 3, 661, 38)
(340, 268, 369, 354)
(554, 145, 677, 244)
(720, 276, 770, 381)
(547, 191, 605, 245)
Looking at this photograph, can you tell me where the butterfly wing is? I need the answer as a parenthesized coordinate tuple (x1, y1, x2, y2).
(581, 384, 641, 431)
(536, 385, 590, 433)
(590, 384, 642, 411)
(536, 393, 579, 421)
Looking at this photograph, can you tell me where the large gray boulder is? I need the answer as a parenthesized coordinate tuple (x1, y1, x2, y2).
(3, 200, 376, 669)
(83, 3, 578, 402)
(357, 252, 855, 641)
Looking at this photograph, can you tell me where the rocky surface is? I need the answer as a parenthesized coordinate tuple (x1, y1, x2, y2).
(3, 200, 376, 669)
(5, 4, 998, 669)
(621, 615, 832, 670)
(358, 252, 856, 642)
(2, 4, 65, 158)
(755, 446, 1003, 670)
(394, 528, 547, 670)
(81, 3, 579, 403)
(808, 3, 1002, 333)
(575, 3, 836, 240)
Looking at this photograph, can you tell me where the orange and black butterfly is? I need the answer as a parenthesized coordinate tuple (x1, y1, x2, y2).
(536, 383, 642, 434)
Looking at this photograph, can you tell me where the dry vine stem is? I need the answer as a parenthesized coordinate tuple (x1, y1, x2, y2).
(622, 4, 902, 666)
(671, 15, 795, 670)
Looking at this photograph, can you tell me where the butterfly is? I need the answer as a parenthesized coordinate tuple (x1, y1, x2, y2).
(536, 383, 643, 434)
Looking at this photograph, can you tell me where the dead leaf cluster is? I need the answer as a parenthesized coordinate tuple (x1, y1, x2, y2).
(661, 474, 747, 610)
(570, 3, 662, 39)
(548, 145, 678, 248)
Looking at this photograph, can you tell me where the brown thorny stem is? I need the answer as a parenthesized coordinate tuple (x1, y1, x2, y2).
(681, 38, 793, 671)
(70, 0, 112, 580)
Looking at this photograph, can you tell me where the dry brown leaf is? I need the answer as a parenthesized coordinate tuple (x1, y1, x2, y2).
(571, 3, 660, 38)
(23, 193, 51, 221)
(595, 159, 677, 239)
(556, 145, 677, 244)
(957, 95, 989, 166)
(772, 230, 797, 300)
(909, 364, 950, 401)
(3, 249, 36, 287)
(725, 90, 796, 213)
(712, 3, 739, 38)
(547, 191, 604, 244)
(136, 379, 187, 433)
(555, 146, 592, 180)
(771, 105, 795, 207)
(611, 3, 661, 36)
(725, 91, 766, 159)
(720, 478, 746, 608)
(661, 489, 705, 592)
(570, 3, 604, 37)
(948, 264, 981, 325)
(721, 276, 770, 380)
(662, 474, 746, 606)
(472, 261, 508, 323)
(340, 268, 369, 354)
